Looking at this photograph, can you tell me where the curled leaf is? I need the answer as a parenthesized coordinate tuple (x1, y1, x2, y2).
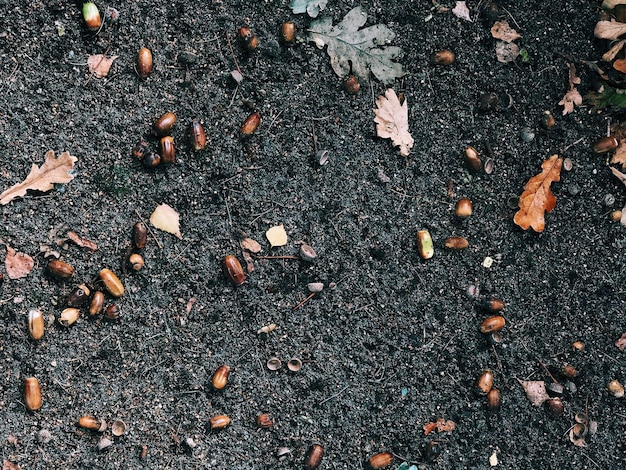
(491, 20, 521, 42)
(0, 150, 77, 205)
(66, 231, 99, 251)
(594, 20, 626, 40)
(514, 155, 562, 232)
(373, 89, 414, 156)
(5, 246, 34, 279)
(150, 204, 182, 239)
(602, 39, 626, 62)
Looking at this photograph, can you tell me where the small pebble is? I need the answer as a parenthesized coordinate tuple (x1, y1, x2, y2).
(520, 127, 535, 142)
(567, 183, 581, 196)
(563, 157, 573, 171)
(38, 429, 53, 444)
(604, 194, 616, 206)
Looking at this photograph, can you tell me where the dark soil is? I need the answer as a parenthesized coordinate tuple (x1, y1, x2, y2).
(1, 0, 625, 468)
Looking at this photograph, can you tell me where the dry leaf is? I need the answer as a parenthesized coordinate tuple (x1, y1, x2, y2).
(491, 20, 521, 42)
(87, 54, 118, 78)
(603, 0, 626, 8)
(602, 39, 626, 61)
(186, 297, 197, 314)
(513, 155, 562, 232)
(610, 166, 626, 187)
(266, 225, 288, 247)
(0, 150, 77, 205)
(559, 88, 583, 115)
(5, 246, 34, 279)
(616, 332, 626, 351)
(3, 460, 21, 470)
(569, 427, 587, 447)
(517, 378, 550, 406)
(615, 58, 626, 73)
(240, 237, 262, 253)
(452, 1, 471, 21)
(594, 20, 626, 41)
(435, 417, 456, 433)
(611, 141, 626, 167)
(150, 204, 182, 239)
(422, 422, 438, 435)
(66, 231, 98, 251)
(242, 249, 255, 274)
(373, 89, 414, 156)
(495, 41, 520, 63)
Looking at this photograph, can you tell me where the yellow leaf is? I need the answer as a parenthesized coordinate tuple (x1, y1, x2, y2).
(0, 150, 77, 205)
(150, 204, 182, 239)
(266, 224, 287, 247)
(373, 89, 414, 156)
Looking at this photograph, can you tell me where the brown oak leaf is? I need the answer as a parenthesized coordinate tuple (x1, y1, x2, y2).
(5, 246, 34, 279)
(0, 150, 77, 205)
(490, 20, 521, 42)
(87, 54, 118, 78)
(513, 155, 562, 232)
(3, 460, 21, 470)
(373, 89, 414, 156)
(66, 231, 99, 251)
(559, 63, 582, 115)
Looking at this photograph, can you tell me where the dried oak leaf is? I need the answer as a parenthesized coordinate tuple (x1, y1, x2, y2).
(559, 63, 582, 115)
(289, 0, 327, 18)
(5, 246, 34, 279)
(240, 237, 262, 253)
(490, 20, 521, 42)
(422, 421, 438, 436)
(0, 150, 77, 205)
(611, 141, 626, 168)
(516, 378, 550, 406)
(513, 155, 562, 232)
(308, 6, 405, 83)
(373, 89, 414, 156)
(87, 54, 118, 78)
(3, 460, 21, 470)
(594, 20, 626, 41)
(603, 39, 626, 62)
(616, 332, 626, 351)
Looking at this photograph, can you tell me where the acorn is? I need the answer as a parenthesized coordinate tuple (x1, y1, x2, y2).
(89, 291, 105, 316)
(432, 49, 455, 65)
(561, 364, 578, 378)
(189, 120, 206, 151)
(368, 452, 393, 469)
(137, 47, 153, 79)
(424, 441, 442, 461)
(24, 377, 42, 411)
(82, 2, 101, 31)
(591, 136, 618, 154)
(129, 253, 145, 271)
(572, 340, 585, 351)
(477, 369, 494, 395)
(444, 236, 469, 249)
(455, 198, 473, 218)
(105, 304, 120, 321)
(343, 74, 361, 94)
(28, 309, 44, 340)
(132, 140, 150, 160)
(47, 259, 74, 279)
(212, 365, 230, 390)
(209, 414, 230, 430)
(256, 413, 274, 429)
(99, 269, 124, 297)
(486, 387, 501, 412)
(133, 222, 148, 249)
(303, 444, 324, 470)
(281, 21, 296, 44)
(541, 110, 555, 129)
(241, 112, 261, 137)
(610, 210, 622, 221)
(111, 419, 127, 436)
(547, 397, 564, 416)
(77, 415, 107, 432)
(608, 379, 625, 398)
(417, 230, 434, 259)
(239, 27, 258, 50)
(59, 308, 80, 327)
(159, 136, 175, 164)
(222, 255, 245, 286)
(68, 284, 91, 307)
(464, 146, 483, 172)
(481, 298, 504, 311)
(480, 315, 505, 333)
(142, 152, 161, 168)
(152, 112, 177, 137)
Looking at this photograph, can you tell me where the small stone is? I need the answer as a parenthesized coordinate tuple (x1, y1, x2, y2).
(38, 429, 53, 444)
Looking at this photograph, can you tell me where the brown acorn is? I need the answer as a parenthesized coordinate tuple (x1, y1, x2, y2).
(82, 2, 101, 31)
(222, 255, 245, 286)
(368, 452, 393, 469)
(241, 112, 261, 137)
(189, 120, 206, 151)
(59, 308, 80, 327)
(152, 112, 177, 137)
(129, 253, 144, 271)
(239, 27, 258, 50)
(591, 136, 618, 154)
(464, 146, 483, 172)
(137, 47, 153, 79)
(68, 284, 91, 307)
(303, 444, 324, 470)
(561, 364, 578, 378)
(77, 415, 107, 432)
(476, 369, 494, 395)
(28, 309, 45, 340)
(212, 364, 230, 390)
(280, 21, 296, 44)
(99, 269, 124, 297)
(159, 136, 175, 164)
(417, 230, 434, 259)
(481, 298, 504, 311)
(433, 49, 455, 65)
(133, 222, 148, 249)
(89, 291, 105, 316)
(142, 152, 161, 168)
(132, 140, 150, 160)
(486, 387, 501, 412)
(209, 414, 230, 430)
(547, 397, 564, 416)
(455, 198, 473, 218)
(105, 304, 120, 321)
(444, 236, 469, 249)
(343, 74, 361, 94)
(256, 413, 274, 429)
(480, 315, 505, 333)
(47, 259, 75, 279)
(24, 377, 42, 411)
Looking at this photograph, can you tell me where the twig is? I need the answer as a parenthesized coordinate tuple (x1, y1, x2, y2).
(501, 6, 521, 30)
(536, 357, 560, 384)
(223, 190, 233, 226)
(266, 109, 284, 134)
(252, 254, 299, 260)
(135, 209, 162, 249)
(292, 292, 316, 312)
(318, 386, 349, 405)
(560, 137, 584, 155)
(225, 32, 242, 75)
(311, 121, 318, 154)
